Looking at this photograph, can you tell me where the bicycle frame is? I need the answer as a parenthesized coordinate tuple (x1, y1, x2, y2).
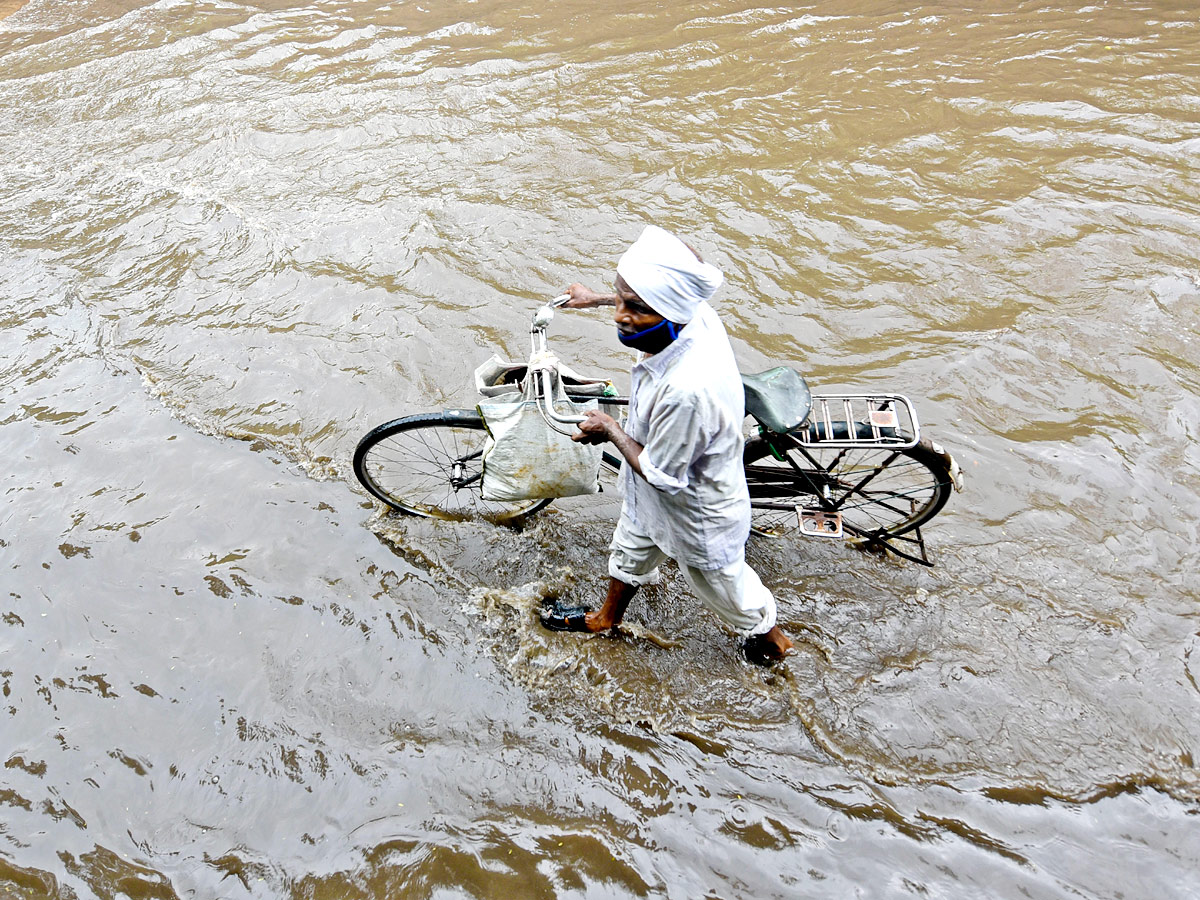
(745, 431, 904, 517)
(355, 294, 958, 565)
(450, 295, 955, 564)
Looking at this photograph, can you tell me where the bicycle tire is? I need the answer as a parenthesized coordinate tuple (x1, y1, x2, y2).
(353, 411, 554, 522)
(744, 431, 953, 540)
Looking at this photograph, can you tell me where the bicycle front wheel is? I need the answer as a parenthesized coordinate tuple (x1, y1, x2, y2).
(353, 411, 553, 522)
(745, 434, 954, 539)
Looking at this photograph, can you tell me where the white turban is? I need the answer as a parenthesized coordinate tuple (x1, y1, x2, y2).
(616, 225, 724, 324)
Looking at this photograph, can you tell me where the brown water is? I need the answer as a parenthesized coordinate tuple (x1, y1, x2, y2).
(3, 1, 1199, 897)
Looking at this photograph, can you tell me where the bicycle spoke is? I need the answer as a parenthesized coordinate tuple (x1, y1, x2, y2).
(354, 415, 550, 522)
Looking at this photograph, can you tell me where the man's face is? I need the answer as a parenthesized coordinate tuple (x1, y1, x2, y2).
(612, 274, 663, 338)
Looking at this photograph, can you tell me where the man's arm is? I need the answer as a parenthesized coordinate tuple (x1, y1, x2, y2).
(571, 411, 644, 478)
(562, 283, 617, 309)
(579, 389, 716, 495)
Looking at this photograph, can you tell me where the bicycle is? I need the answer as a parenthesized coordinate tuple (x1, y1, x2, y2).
(353, 295, 963, 566)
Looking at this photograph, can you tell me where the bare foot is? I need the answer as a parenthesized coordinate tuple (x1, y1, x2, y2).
(583, 610, 617, 633)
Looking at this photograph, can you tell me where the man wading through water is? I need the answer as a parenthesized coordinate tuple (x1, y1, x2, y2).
(539, 225, 793, 665)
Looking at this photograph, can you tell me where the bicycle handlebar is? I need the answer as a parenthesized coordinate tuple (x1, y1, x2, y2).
(538, 367, 589, 430)
(533, 294, 592, 431)
(531, 294, 572, 331)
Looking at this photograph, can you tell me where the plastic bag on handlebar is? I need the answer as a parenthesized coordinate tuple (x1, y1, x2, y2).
(474, 354, 615, 398)
(477, 369, 602, 501)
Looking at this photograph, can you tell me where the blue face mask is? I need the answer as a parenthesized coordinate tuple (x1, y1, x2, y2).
(617, 318, 681, 354)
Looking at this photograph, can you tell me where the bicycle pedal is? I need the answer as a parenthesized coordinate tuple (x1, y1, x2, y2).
(798, 507, 844, 538)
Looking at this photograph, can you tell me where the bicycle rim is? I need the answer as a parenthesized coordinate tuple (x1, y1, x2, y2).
(746, 436, 953, 539)
(353, 412, 553, 522)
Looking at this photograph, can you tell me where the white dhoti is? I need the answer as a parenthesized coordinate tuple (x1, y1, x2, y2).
(608, 515, 777, 637)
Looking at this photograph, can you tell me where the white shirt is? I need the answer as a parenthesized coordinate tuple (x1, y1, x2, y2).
(620, 302, 750, 569)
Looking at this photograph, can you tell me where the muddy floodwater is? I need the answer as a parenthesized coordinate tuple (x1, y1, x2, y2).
(2, 1, 1199, 897)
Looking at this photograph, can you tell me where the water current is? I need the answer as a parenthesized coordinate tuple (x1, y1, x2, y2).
(2, 1, 1199, 897)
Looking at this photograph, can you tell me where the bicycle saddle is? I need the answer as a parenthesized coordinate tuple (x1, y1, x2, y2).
(741, 367, 812, 433)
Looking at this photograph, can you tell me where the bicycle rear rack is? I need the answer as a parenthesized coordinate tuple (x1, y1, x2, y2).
(771, 392, 934, 565)
(797, 394, 921, 450)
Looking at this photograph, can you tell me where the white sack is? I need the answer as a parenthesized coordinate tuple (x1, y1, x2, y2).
(478, 370, 602, 502)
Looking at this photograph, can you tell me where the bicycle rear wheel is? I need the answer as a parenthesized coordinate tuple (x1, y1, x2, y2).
(353, 411, 553, 522)
(744, 432, 953, 539)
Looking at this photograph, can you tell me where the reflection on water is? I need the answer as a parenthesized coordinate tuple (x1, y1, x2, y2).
(2, 1, 1198, 897)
